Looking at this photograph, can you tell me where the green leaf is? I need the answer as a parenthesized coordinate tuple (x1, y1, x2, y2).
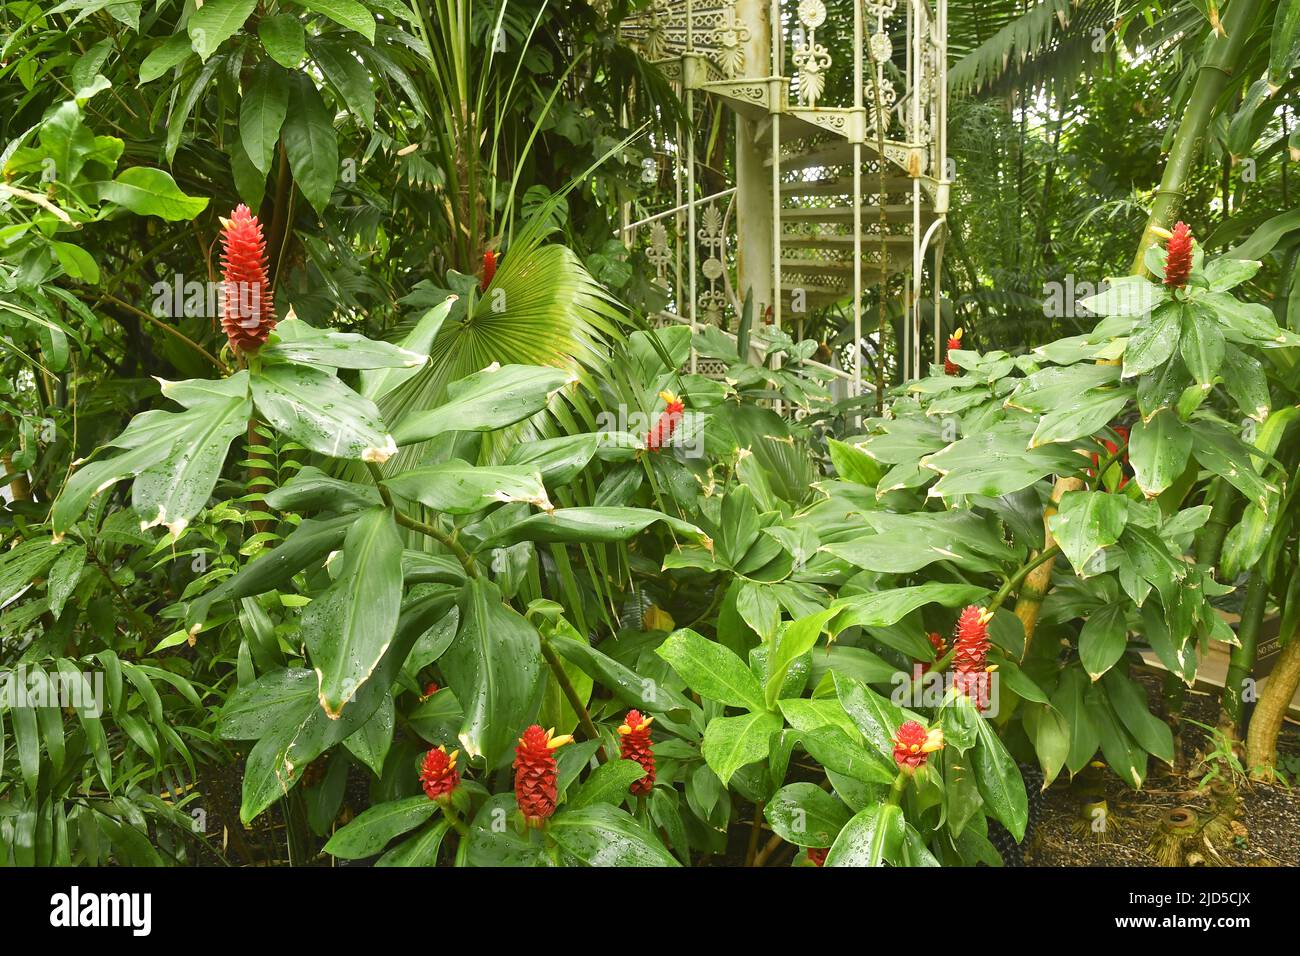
(1179, 310, 1225, 387)
(824, 803, 904, 867)
(322, 795, 437, 858)
(1078, 275, 1165, 317)
(479, 507, 706, 549)
(46, 544, 85, 619)
(375, 818, 450, 867)
(1101, 669, 1174, 764)
(440, 579, 545, 768)
(972, 713, 1028, 840)
(800, 725, 896, 784)
(1270, 0, 1300, 89)
(1023, 702, 1069, 789)
(833, 672, 914, 763)
(239, 62, 289, 175)
(251, 361, 395, 462)
(188, 0, 257, 60)
(304, 507, 403, 718)
(384, 461, 550, 515)
(282, 75, 338, 214)
(97, 167, 209, 220)
(288, 0, 377, 41)
(1052, 665, 1100, 775)
(548, 631, 694, 721)
(1048, 490, 1127, 577)
(701, 711, 782, 785)
(1219, 347, 1270, 422)
(831, 583, 990, 631)
(1029, 388, 1132, 448)
(258, 13, 306, 68)
(391, 364, 571, 446)
(764, 608, 835, 708)
(657, 627, 765, 711)
(502, 433, 600, 486)
(568, 759, 645, 809)
(764, 782, 852, 847)
(548, 804, 679, 866)
(50, 240, 99, 283)
(1122, 302, 1182, 378)
(360, 299, 455, 402)
(1128, 410, 1192, 498)
(139, 33, 194, 84)
(1204, 257, 1261, 293)
(1079, 603, 1129, 681)
(924, 423, 1088, 498)
(1188, 420, 1276, 510)
(827, 437, 884, 487)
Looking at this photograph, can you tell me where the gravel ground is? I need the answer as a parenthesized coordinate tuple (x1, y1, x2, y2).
(1026, 676, 1300, 867)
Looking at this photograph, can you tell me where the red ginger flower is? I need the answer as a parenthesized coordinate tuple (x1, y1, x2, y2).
(513, 724, 572, 826)
(892, 720, 944, 772)
(921, 631, 947, 674)
(419, 745, 460, 801)
(419, 681, 440, 702)
(481, 250, 497, 291)
(219, 204, 276, 353)
(943, 327, 964, 375)
(951, 605, 995, 710)
(1162, 221, 1194, 290)
(618, 710, 656, 796)
(806, 847, 828, 867)
(646, 390, 685, 452)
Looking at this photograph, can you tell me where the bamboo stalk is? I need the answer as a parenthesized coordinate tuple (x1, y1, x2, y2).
(1221, 568, 1268, 736)
(1246, 614, 1300, 778)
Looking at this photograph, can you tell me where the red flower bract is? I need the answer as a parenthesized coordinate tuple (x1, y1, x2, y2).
(419, 681, 440, 701)
(219, 204, 275, 353)
(1089, 424, 1131, 490)
(951, 605, 994, 710)
(806, 847, 828, 867)
(646, 391, 685, 452)
(892, 720, 943, 771)
(921, 631, 947, 674)
(481, 250, 497, 291)
(618, 710, 656, 796)
(419, 745, 460, 801)
(1163, 221, 1194, 289)
(944, 327, 964, 375)
(513, 725, 572, 826)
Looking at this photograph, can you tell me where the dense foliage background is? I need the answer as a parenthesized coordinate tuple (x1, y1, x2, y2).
(1, 0, 1297, 867)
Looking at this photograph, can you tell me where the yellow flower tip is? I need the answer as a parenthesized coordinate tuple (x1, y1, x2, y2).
(909, 743, 921, 753)
(922, 728, 945, 753)
(986, 664, 999, 673)
(658, 390, 680, 404)
(641, 715, 655, 728)
(977, 607, 995, 626)
(953, 327, 963, 340)
(617, 724, 632, 735)
(547, 733, 575, 750)
(1150, 226, 1174, 241)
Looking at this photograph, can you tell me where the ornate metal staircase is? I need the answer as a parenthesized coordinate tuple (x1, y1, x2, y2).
(619, 0, 951, 394)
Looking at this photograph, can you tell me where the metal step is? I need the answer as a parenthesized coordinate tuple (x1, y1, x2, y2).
(781, 205, 935, 225)
(781, 233, 912, 248)
(780, 176, 916, 198)
(780, 257, 906, 278)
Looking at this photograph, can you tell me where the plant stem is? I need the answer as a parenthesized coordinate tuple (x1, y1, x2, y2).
(81, 289, 229, 373)
(886, 771, 908, 807)
(991, 545, 1062, 615)
(366, 462, 481, 579)
(1222, 568, 1268, 735)
(1014, 476, 1084, 660)
(744, 801, 765, 866)
(1130, 0, 1266, 275)
(538, 636, 608, 763)
(439, 800, 471, 838)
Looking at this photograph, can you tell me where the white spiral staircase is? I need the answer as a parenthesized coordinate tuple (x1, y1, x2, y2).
(619, 0, 952, 394)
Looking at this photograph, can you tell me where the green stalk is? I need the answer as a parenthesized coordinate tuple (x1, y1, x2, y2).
(1194, 479, 1238, 569)
(538, 636, 607, 763)
(1222, 568, 1268, 733)
(1131, 0, 1267, 274)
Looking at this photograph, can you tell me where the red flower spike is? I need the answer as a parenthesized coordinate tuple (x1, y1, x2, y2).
(920, 631, 947, 674)
(806, 847, 828, 867)
(513, 724, 573, 826)
(1163, 221, 1194, 290)
(219, 204, 276, 353)
(481, 250, 497, 291)
(951, 605, 995, 710)
(618, 710, 656, 796)
(646, 391, 685, 452)
(419, 745, 461, 801)
(944, 327, 964, 375)
(419, 681, 440, 702)
(892, 720, 944, 772)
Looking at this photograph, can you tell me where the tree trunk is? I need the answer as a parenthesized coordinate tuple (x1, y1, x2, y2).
(1246, 627, 1300, 778)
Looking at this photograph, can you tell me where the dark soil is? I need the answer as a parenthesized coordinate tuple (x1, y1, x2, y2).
(1026, 672, 1300, 867)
